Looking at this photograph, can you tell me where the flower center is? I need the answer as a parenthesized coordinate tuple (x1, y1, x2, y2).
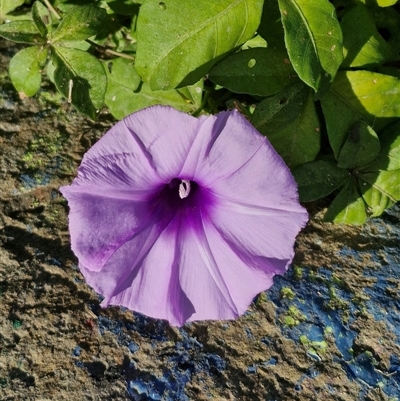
(154, 178, 207, 219)
(179, 180, 191, 199)
(160, 178, 199, 209)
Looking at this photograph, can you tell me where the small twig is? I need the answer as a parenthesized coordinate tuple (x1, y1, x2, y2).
(42, 0, 61, 19)
(104, 48, 135, 60)
(86, 39, 135, 61)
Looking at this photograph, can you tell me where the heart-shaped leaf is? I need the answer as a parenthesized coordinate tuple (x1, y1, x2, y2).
(135, 0, 263, 90)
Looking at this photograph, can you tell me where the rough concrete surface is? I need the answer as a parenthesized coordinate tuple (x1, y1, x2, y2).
(0, 40, 399, 401)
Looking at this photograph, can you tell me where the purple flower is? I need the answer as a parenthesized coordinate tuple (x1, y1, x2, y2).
(60, 106, 308, 326)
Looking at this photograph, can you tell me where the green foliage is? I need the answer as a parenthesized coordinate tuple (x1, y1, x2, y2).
(9, 46, 48, 96)
(277, 0, 343, 98)
(0, 0, 399, 224)
(209, 47, 297, 97)
(251, 82, 320, 168)
(0, 0, 25, 23)
(135, 0, 264, 90)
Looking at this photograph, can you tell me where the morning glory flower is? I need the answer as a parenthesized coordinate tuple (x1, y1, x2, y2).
(60, 106, 308, 326)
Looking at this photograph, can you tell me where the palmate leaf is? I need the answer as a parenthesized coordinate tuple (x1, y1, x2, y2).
(52, 46, 107, 119)
(135, 0, 263, 90)
(277, 0, 343, 97)
(321, 70, 400, 158)
(9, 46, 48, 96)
(209, 47, 297, 97)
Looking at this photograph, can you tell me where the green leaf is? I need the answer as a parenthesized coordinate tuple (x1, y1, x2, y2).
(362, 121, 400, 171)
(105, 57, 141, 92)
(324, 181, 367, 225)
(106, 0, 141, 15)
(293, 160, 349, 202)
(252, 83, 320, 168)
(337, 121, 380, 169)
(257, 0, 286, 50)
(0, 0, 25, 23)
(277, 0, 343, 97)
(209, 47, 297, 97)
(334, 71, 400, 120)
(376, 0, 398, 6)
(241, 34, 267, 50)
(51, 5, 108, 42)
(105, 81, 197, 120)
(135, 0, 263, 90)
(9, 46, 48, 96)
(360, 170, 400, 201)
(321, 70, 400, 158)
(341, 5, 392, 68)
(52, 46, 107, 118)
(252, 82, 308, 133)
(359, 173, 396, 217)
(32, 1, 53, 37)
(0, 20, 44, 44)
(177, 79, 203, 110)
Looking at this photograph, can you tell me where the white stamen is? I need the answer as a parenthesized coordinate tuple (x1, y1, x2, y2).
(179, 180, 191, 199)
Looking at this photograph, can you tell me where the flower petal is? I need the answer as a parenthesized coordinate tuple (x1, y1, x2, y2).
(122, 106, 201, 180)
(73, 152, 161, 191)
(180, 110, 265, 185)
(59, 189, 156, 272)
(177, 207, 282, 322)
(209, 140, 303, 210)
(209, 201, 307, 270)
(80, 215, 196, 326)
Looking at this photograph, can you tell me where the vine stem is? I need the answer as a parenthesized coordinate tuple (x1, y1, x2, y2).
(43, 0, 61, 19)
(86, 39, 136, 61)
